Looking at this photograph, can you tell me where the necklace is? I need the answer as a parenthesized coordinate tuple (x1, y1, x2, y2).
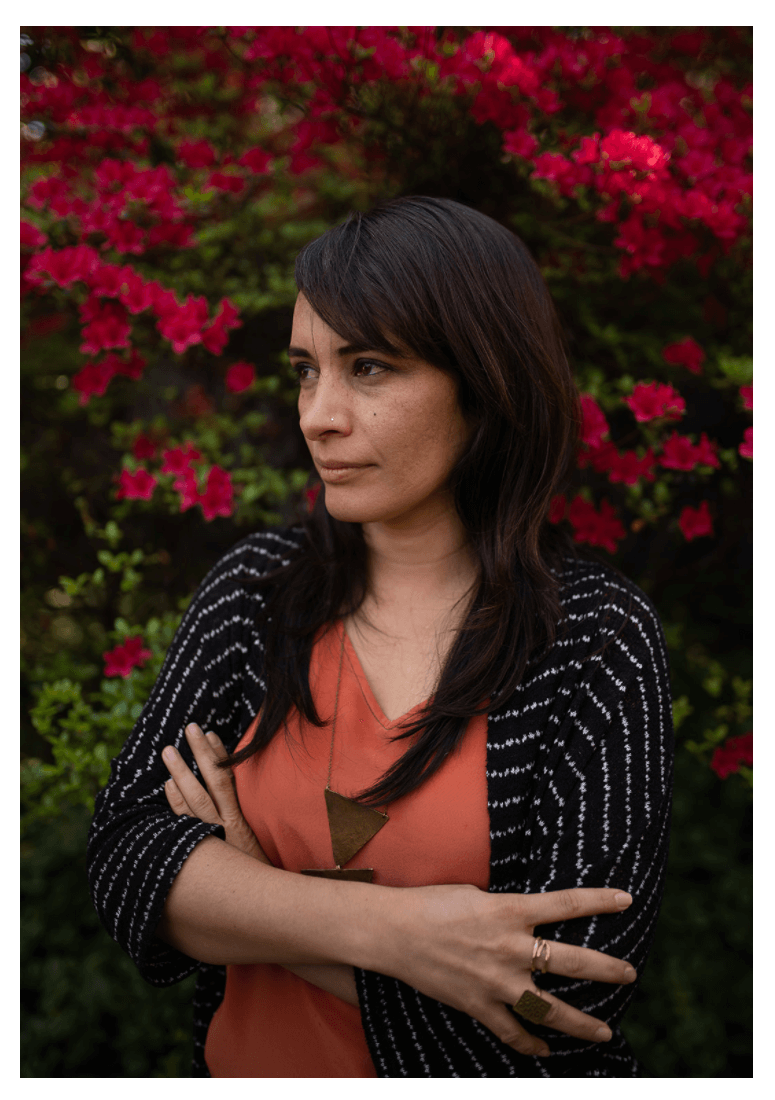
(300, 623, 389, 883)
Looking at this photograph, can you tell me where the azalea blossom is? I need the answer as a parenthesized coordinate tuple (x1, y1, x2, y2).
(225, 361, 256, 393)
(115, 467, 157, 501)
(678, 501, 713, 541)
(199, 465, 234, 521)
(567, 495, 626, 553)
(624, 382, 685, 422)
(578, 394, 609, 447)
(103, 636, 152, 678)
(739, 426, 753, 460)
(161, 442, 202, 475)
(740, 384, 752, 410)
(132, 434, 157, 460)
(662, 337, 705, 375)
(710, 731, 752, 779)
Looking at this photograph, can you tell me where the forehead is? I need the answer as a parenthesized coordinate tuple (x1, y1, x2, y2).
(291, 293, 408, 358)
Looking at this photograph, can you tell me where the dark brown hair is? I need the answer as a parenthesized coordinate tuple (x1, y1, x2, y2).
(228, 195, 585, 804)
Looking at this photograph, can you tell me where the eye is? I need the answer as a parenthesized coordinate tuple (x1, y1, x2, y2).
(353, 358, 390, 378)
(291, 362, 316, 383)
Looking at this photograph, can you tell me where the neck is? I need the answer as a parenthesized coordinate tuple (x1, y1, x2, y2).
(360, 495, 478, 603)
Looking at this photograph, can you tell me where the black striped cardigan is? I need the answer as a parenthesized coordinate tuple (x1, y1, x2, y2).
(86, 527, 673, 1078)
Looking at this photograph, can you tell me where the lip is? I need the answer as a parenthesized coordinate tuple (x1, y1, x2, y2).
(316, 462, 374, 482)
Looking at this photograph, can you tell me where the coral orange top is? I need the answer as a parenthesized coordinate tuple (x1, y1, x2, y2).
(204, 619, 490, 1078)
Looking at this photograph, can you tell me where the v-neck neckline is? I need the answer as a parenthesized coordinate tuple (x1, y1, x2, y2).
(338, 619, 430, 729)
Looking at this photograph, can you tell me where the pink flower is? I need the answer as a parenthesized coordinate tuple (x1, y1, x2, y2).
(79, 300, 132, 355)
(25, 244, 101, 288)
(502, 128, 538, 159)
(177, 139, 218, 168)
(739, 426, 753, 460)
(238, 146, 272, 174)
(174, 467, 200, 512)
(115, 467, 157, 501)
(156, 295, 209, 354)
(579, 394, 609, 447)
(624, 382, 686, 422)
(600, 129, 669, 172)
(161, 442, 201, 475)
(567, 496, 626, 554)
(607, 447, 657, 486)
(678, 501, 713, 541)
(103, 636, 152, 678)
(740, 384, 753, 410)
(225, 361, 256, 393)
(20, 220, 48, 249)
(201, 298, 242, 355)
(199, 465, 234, 521)
(204, 171, 246, 194)
(132, 433, 157, 460)
(659, 432, 719, 471)
(710, 731, 752, 779)
(662, 337, 705, 375)
(71, 359, 119, 404)
(693, 433, 721, 468)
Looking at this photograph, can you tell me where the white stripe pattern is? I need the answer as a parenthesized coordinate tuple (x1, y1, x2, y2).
(87, 530, 673, 1077)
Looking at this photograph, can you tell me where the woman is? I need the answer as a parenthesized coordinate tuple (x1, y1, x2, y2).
(87, 196, 673, 1078)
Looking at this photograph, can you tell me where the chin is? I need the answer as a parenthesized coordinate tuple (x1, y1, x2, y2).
(321, 486, 387, 524)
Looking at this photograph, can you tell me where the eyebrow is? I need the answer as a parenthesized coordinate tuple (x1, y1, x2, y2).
(288, 342, 406, 360)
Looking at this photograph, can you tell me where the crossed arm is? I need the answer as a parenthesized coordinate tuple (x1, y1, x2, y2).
(157, 722, 638, 1060)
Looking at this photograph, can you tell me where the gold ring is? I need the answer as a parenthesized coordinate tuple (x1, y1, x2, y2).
(531, 937, 551, 975)
(512, 989, 551, 1024)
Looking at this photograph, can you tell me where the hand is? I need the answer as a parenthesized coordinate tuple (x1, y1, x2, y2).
(377, 882, 637, 1058)
(162, 723, 359, 1006)
(162, 723, 270, 864)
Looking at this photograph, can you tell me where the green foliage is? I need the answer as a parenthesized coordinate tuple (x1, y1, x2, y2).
(21, 24, 751, 1079)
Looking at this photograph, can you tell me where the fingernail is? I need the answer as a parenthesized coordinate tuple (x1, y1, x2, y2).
(162, 746, 176, 762)
(186, 723, 201, 736)
(614, 892, 632, 907)
(595, 1026, 611, 1042)
(537, 1046, 551, 1057)
(624, 966, 637, 982)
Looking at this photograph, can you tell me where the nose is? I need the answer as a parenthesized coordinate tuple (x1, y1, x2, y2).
(298, 374, 352, 441)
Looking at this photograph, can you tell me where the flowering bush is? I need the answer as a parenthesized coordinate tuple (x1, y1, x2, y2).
(20, 24, 752, 1080)
(22, 25, 752, 824)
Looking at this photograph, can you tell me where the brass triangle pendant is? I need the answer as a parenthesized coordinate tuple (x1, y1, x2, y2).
(325, 788, 388, 867)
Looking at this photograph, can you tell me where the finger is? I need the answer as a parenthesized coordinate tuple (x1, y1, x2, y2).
(205, 730, 230, 763)
(164, 777, 193, 817)
(526, 940, 636, 986)
(161, 743, 220, 825)
(518, 887, 633, 928)
(484, 1003, 551, 1058)
(512, 984, 612, 1045)
(183, 725, 241, 820)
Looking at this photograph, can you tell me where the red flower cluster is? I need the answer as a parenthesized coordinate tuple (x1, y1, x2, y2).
(659, 432, 720, 471)
(103, 635, 152, 678)
(710, 731, 752, 779)
(71, 350, 146, 404)
(739, 426, 753, 460)
(567, 495, 626, 553)
(624, 382, 685, 422)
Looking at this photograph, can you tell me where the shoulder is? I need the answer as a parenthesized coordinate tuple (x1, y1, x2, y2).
(197, 526, 308, 588)
(551, 553, 670, 691)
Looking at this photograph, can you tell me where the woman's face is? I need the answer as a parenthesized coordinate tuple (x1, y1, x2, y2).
(291, 293, 471, 528)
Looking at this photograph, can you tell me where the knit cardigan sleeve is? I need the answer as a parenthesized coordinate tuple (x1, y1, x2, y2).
(354, 559, 674, 1077)
(86, 530, 302, 986)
